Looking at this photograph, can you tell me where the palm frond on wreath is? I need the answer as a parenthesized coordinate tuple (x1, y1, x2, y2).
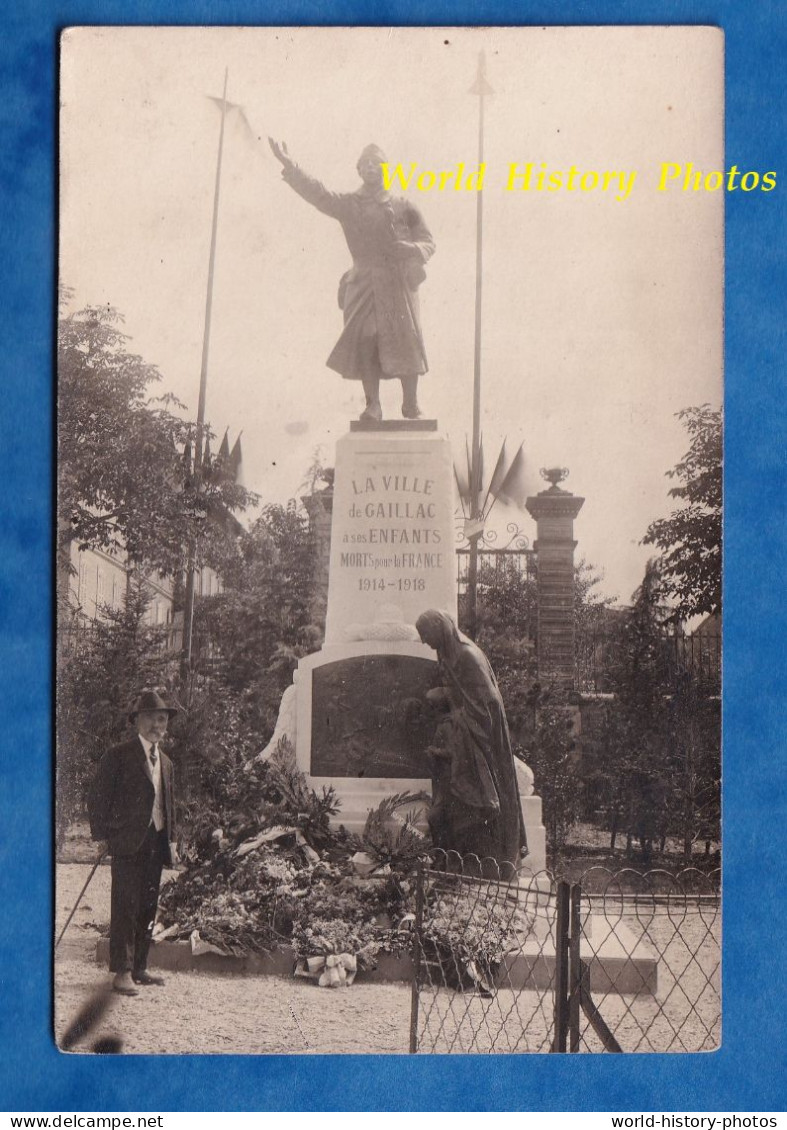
(352, 791, 431, 871)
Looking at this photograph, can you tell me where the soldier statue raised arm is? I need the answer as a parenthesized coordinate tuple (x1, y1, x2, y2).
(269, 139, 435, 422)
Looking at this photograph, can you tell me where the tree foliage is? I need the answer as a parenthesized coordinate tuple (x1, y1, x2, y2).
(668, 677, 721, 859)
(643, 405, 722, 623)
(58, 300, 254, 584)
(56, 296, 259, 843)
(593, 563, 673, 859)
(188, 501, 321, 754)
(464, 554, 611, 743)
(520, 695, 579, 855)
(196, 503, 318, 687)
(574, 558, 615, 635)
(590, 561, 720, 861)
(471, 555, 537, 740)
(56, 577, 173, 847)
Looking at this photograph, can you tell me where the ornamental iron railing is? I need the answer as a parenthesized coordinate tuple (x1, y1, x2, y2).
(576, 629, 721, 696)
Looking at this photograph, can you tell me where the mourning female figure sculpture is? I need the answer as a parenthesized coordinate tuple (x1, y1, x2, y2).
(269, 139, 435, 422)
(416, 610, 528, 876)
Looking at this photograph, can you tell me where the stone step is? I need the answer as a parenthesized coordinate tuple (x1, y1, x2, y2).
(96, 913, 657, 995)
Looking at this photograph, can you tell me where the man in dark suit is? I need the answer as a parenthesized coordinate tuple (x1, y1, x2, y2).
(88, 689, 178, 996)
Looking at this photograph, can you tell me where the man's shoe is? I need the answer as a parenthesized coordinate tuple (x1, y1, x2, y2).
(112, 972, 139, 996)
(132, 971, 165, 986)
(401, 401, 422, 419)
(359, 401, 383, 423)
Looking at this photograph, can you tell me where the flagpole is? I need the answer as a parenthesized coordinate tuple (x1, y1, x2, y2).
(467, 52, 492, 639)
(181, 67, 230, 685)
(195, 66, 229, 470)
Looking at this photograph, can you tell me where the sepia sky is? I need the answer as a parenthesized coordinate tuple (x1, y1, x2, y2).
(59, 25, 723, 606)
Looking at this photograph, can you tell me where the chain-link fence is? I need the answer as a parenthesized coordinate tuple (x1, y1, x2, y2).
(410, 855, 720, 1054)
(410, 852, 559, 1053)
(565, 866, 721, 1053)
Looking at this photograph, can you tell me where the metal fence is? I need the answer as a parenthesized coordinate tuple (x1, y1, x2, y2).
(410, 853, 558, 1053)
(410, 854, 720, 1054)
(455, 547, 537, 633)
(455, 545, 536, 588)
(58, 620, 180, 659)
(562, 867, 721, 1053)
(576, 630, 721, 695)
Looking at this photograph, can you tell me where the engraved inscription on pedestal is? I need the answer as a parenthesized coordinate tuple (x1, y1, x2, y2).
(310, 654, 438, 778)
(325, 431, 457, 643)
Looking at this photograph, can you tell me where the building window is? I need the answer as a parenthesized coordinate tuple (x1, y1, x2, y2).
(77, 556, 87, 605)
(95, 566, 105, 619)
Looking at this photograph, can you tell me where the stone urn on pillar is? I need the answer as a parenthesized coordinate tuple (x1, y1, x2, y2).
(525, 468, 585, 690)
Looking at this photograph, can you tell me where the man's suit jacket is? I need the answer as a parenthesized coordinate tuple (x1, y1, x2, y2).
(88, 736, 176, 864)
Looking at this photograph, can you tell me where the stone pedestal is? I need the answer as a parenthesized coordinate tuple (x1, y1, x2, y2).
(262, 421, 548, 863)
(324, 422, 456, 643)
(519, 795, 547, 875)
(295, 422, 454, 830)
(295, 640, 437, 829)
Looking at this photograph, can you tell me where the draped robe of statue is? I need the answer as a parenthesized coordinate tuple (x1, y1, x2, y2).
(416, 611, 528, 873)
(280, 163, 435, 383)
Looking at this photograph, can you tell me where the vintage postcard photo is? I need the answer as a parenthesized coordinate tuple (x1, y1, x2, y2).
(56, 25, 723, 1054)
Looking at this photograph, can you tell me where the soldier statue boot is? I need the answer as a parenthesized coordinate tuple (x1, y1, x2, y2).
(360, 377, 383, 422)
(401, 374, 422, 419)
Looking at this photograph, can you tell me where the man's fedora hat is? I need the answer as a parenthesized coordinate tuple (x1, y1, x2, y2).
(128, 688, 179, 723)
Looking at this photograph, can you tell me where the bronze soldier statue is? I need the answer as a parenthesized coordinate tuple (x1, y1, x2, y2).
(269, 139, 435, 422)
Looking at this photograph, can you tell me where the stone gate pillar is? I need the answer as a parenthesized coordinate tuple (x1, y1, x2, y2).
(526, 468, 584, 689)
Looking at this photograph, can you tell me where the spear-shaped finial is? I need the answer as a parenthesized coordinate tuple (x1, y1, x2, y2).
(469, 49, 494, 97)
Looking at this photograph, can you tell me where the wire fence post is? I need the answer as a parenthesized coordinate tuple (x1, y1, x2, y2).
(408, 859, 425, 1054)
(407, 859, 718, 1055)
(552, 879, 570, 1052)
(568, 883, 582, 1052)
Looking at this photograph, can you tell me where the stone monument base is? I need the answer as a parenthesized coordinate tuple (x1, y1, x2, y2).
(254, 418, 548, 872)
(519, 796, 546, 874)
(257, 658, 547, 872)
(295, 639, 438, 831)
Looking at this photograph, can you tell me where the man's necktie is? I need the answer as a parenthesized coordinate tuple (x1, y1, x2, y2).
(149, 744, 165, 831)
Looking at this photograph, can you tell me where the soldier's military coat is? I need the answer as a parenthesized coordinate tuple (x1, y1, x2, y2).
(281, 164, 435, 381)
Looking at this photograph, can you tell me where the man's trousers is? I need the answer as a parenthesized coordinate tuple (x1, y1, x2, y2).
(109, 823, 167, 974)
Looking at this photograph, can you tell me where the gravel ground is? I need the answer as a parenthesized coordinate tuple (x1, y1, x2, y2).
(55, 864, 411, 1055)
(577, 908, 721, 1053)
(55, 862, 720, 1056)
(415, 906, 721, 1056)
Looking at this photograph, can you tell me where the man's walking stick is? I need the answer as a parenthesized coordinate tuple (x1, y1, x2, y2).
(55, 846, 107, 950)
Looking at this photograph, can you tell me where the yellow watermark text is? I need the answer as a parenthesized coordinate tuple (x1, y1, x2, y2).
(656, 162, 776, 192)
(380, 161, 777, 199)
